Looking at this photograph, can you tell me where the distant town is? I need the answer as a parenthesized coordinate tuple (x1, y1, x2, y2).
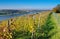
(0, 9, 51, 15)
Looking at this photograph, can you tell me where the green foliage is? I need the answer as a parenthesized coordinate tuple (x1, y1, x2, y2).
(12, 30, 31, 39)
(40, 13, 58, 39)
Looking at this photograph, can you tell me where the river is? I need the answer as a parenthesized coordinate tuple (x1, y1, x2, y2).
(0, 11, 41, 21)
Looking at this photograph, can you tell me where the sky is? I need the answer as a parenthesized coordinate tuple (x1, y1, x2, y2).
(0, 0, 60, 10)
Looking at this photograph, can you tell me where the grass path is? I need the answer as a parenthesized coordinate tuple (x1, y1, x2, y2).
(51, 13, 60, 39)
(54, 13, 60, 29)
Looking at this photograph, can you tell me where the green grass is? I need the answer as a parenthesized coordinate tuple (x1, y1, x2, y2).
(0, 12, 60, 39)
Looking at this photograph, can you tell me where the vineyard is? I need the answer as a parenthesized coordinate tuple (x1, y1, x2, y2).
(0, 11, 60, 39)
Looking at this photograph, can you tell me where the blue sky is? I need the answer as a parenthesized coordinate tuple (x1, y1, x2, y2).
(0, 0, 60, 10)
